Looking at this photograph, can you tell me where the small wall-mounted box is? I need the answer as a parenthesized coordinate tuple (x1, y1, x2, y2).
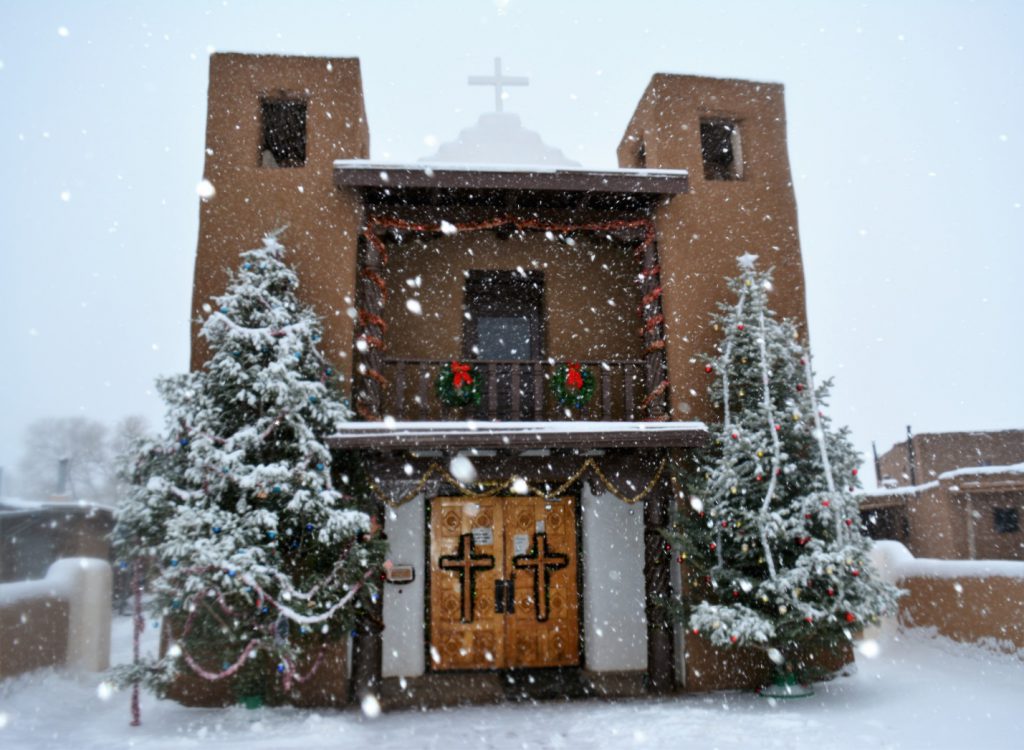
(385, 564, 415, 585)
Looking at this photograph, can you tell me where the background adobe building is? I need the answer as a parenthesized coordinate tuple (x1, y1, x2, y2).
(861, 429, 1024, 560)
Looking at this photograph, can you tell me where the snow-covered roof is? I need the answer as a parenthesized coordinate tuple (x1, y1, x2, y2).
(858, 460, 1024, 503)
(327, 420, 707, 450)
(423, 112, 580, 167)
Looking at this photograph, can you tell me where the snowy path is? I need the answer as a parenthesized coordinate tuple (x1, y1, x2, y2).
(2, 619, 1022, 749)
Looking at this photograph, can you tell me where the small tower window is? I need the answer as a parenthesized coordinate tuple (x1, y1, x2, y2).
(994, 507, 1020, 534)
(700, 118, 742, 180)
(260, 98, 307, 168)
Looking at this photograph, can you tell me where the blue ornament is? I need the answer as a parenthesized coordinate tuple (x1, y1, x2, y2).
(179, 437, 189, 447)
(315, 463, 324, 471)
(305, 523, 314, 531)
(222, 661, 231, 670)
(243, 262, 252, 270)
(220, 306, 228, 314)
(293, 352, 302, 360)
(272, 486, 282, 494)
(212, 526, 221, 534)
(118, 560, 128, 570)
(261, 606, 269, 614)
(277, 663, 285, 673)
(267, 531, 277, 540)
(308, 395, 318, 404)
(169, 559, 178, 567)
(227, 569, 236, 577)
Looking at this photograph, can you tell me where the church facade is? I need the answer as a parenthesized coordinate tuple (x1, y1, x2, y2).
(191, 53, 810, 705)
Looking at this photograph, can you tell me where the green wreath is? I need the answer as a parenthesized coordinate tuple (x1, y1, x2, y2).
(550, 362, 595, 410)
(436, 361, 483, 408)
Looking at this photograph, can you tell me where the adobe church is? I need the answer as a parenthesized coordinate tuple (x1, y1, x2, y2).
(191, 53, 812, 705)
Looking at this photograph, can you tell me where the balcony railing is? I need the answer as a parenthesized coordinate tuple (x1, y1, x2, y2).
(380, 358, 647, 422)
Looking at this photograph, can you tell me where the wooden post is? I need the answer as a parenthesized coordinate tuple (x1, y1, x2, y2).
(639, 238, 668, 420)
(643, 472, 674, 692)
(533, 362, 545, 420)
(357, 232, 387, 420)
(350, 498, 385, 705)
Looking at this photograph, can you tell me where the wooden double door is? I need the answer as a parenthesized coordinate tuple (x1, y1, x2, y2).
(429, 495, 579, 670)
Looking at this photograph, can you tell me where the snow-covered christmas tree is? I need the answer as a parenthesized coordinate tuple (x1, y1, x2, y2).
(113, 232, 385, 706)
(666, 254, 899, 688)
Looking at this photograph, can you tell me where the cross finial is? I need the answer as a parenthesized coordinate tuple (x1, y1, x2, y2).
(468, 57, 529, 113)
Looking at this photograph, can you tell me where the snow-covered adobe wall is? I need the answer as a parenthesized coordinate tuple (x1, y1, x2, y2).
(619, 75, 807, 424)
(191, 53, 370, 384)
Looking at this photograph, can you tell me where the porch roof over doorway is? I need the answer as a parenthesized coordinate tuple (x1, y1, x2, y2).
(333, 161, 688, 213)
(326, 420, 708, 451)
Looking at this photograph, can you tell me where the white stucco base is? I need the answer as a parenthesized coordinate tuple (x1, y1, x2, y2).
(581, 482, 648, 672)
(381, 494, 426, 679)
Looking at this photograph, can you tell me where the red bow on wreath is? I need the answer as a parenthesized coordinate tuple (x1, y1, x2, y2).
(451, 361, 474, 389)
(565, 362, 584, 390)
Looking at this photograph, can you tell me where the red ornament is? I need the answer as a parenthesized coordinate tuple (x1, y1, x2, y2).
(822, 499, 830, 508)
(845, 612, 856, 623)
(796, 383, 805, 392)
(851, 569, 860, 577)
(852, 468, 858, 476)
(730, 635, 738, 643)
(692, 627, 700, 635)
(774, 424, 781, 432)
(731, 431, 739, 440)
(737, 324, 745, 331)
(709, 542, 717, 551)
(756, 474, 763, 482)
(845, 519, 854, 527)
(827, 587, 835, 596)
(705, 364, 713, 374)
(804, 616, 813, 623)
(732, 590, 740, 598)
(663, 542, 672, 553)
(804, 513, 812, 520)
(565, 361, 584, 390)
(450, 360, 474, 388)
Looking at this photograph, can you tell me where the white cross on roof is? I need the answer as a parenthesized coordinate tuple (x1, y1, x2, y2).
(468, 57, 529, 113)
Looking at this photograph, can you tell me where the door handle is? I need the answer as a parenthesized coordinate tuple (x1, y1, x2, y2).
(495, 579, 506, 613)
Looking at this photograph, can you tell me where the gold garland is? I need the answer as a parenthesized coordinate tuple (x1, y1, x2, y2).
(369, 456, 669, 507)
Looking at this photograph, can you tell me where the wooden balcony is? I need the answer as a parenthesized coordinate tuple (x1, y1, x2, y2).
(380, 358, 648, 423)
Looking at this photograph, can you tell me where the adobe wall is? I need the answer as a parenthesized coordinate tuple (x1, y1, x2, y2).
(878, 430, 1024, 486)
(192, 53, 370, 396)
(619, 74, 806, 423)
(0, 596, 69, 679)
(383, 233, 643, 362)
(899, 575, 1024, 649)
(162, 623, 350, 708)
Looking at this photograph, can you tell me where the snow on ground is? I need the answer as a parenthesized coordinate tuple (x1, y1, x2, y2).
(2, 617, 1023, 750)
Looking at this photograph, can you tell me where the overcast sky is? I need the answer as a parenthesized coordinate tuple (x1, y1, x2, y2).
(1, 0, 1022, 489)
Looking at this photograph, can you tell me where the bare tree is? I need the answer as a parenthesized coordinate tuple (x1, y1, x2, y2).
(16, 417, 113, 502)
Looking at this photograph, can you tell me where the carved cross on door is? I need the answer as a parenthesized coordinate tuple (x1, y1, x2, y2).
(512, 532, 569, 622)
(438, 533, 496, 623)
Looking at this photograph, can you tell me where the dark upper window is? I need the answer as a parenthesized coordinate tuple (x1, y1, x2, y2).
(700, 118, 742, 180)
(260, 98, 307, 168)
(463, 270, 544, 420)
(994, 507, 1020, 534)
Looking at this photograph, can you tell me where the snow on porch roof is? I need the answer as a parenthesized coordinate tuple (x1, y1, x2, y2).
(326, 420, 708, 451)
(333, 160, 689, 196)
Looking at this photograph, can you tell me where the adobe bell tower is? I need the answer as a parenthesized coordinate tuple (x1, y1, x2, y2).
(619, 74, 808, 424)
(191, 53, 370, 392)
